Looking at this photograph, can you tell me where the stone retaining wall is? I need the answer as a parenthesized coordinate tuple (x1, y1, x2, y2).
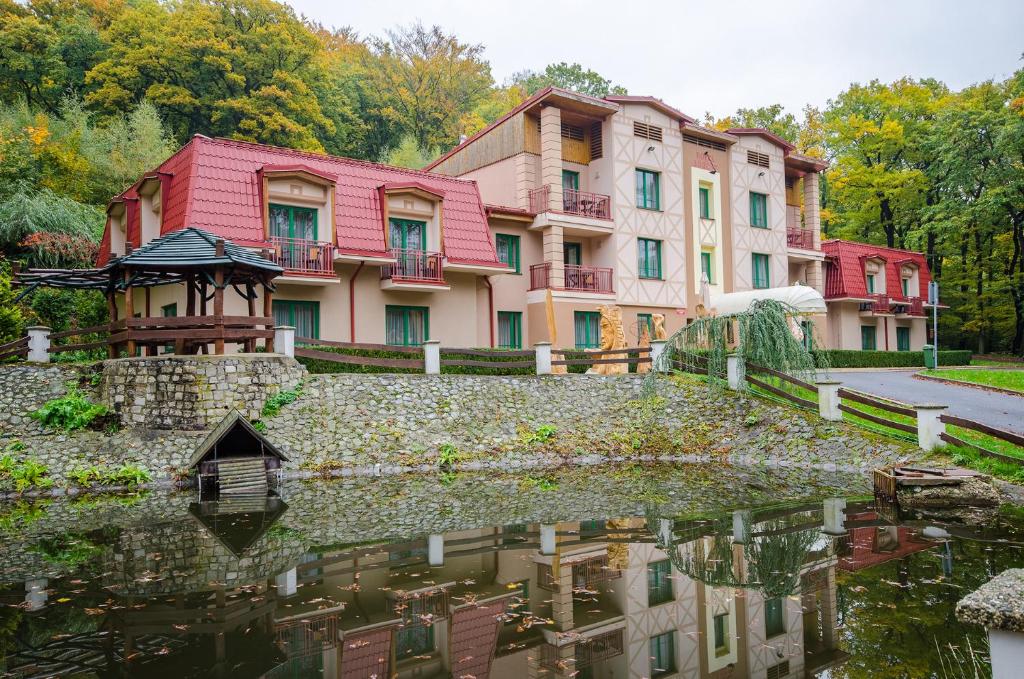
(0, 357, 915, 489)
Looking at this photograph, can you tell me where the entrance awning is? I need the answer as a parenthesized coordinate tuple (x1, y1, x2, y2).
(710, 285, 826, 317)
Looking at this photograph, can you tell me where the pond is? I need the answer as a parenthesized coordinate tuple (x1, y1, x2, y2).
(0, 464, 1021, 678)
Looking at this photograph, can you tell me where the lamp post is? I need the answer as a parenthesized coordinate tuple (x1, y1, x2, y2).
(928, 281, 939, 369)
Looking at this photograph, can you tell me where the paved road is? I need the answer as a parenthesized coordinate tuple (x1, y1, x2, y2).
(830, 369, 1024, 433)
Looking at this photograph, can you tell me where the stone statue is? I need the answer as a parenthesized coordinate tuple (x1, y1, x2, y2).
(588, 305, 627, 375)
(651, 313, 667, 340)
(636, 318, 652, 374)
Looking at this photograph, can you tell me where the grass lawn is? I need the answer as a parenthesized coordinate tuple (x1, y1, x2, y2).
(924, 368, 1024, 394)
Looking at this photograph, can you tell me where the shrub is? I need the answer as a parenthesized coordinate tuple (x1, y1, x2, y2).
(297, 345, 606, 375)
(0, 456, 53, 492)
(66, 463, 151, 488)
(262, 383, 304, 417)
(438, 443, 460, 469)
(30, 383, 111, 431)
(811, 349, 971, 369)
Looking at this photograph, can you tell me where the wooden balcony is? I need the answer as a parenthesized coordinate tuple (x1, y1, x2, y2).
(530, 262, 614, 294)
(786, 226, 817, 250)
(380, 248, 445, 285)
(528, 185, 612, 220)
(269, 237, 335, 277)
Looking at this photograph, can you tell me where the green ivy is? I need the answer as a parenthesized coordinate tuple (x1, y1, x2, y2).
(30, 383, 111, 431)
(262, 382, 304, 417)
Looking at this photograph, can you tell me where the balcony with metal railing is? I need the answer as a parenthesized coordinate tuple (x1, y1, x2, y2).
(859, 294, 892, 315)
(269, 237, 336, 277)
(529, 262, 614, 294)
(528, 185, 612, 220)
(380, 248, 446, 288)
(786, 226, 817, 250)
(894, 296, 925, 316)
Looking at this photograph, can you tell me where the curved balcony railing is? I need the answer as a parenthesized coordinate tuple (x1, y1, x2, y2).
(269, 237, 335, 276)
(380, 248, 444, 283)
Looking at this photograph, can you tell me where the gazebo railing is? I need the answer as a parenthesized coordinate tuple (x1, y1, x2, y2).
(109, 316, 275, 353)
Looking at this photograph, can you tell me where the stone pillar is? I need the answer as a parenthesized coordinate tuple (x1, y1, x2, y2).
(956, 569, 1024, 679)
(274, 326, 295, 358)
(27, 326, 50, 363)
(650, 340, 668, 373)
(423, 340, 441, 375)
(428, 534, 444, 567)
(539, 105, 563, 212)
(542, 224, 565, 289)
(815, 380, 842, 421)
(540, 524, 556, 556)
(803, 172, 822, 248)
(820, 567, 839, 649)
(806, 259, 824, 294)
(915, 404, 947, 451)
(726, 353, 742, 390)
(732, 510, 752, 544)
(822, 498, 847, 536)
(550, 561, 575, 632)
(275, 568, 297, 597)
(535, 342, 552, 375)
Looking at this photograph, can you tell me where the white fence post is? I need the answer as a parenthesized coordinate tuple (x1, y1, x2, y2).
(428, 534, 444, 566)
(915, 404, 948, 451)
(726, 353, 742, 390)
(649, 340, 668, 373)
(822, 498, 847, 535)
(540, 524, 556, 556)
(273, 325, 295, 358)
(423, 340, 441, 374)
(27, 326, 50, 363)
(534, 342, 552, 375)
(815, 380, 843, 421)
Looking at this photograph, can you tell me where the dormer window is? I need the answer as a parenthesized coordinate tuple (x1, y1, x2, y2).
(270, 204, 317, 242)
(866, 273, 875, 294)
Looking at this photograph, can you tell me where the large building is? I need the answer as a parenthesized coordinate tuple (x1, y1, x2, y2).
(97, 88, 935, 352)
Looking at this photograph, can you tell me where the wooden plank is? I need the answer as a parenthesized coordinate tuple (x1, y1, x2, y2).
(839, 403, 918, 434)
(50, 340, 109, 353)
(440, 347, 535, 358)
(940, 414, 1024, 447)
(552, 357, 652, 366)
(746, 363, 818, 392)
(439, 359, 536, 368)
(0, 348, 27, 361)
(48, 324, 110, 340)
(837, 388, 917, 417)
(552, 347, 650, 357)
(0, 336, 28, 351)
(294, 337, 422, 355)
(939, 432, 1024, 467)
(294, 346, 423, 369)
(126, 315, 216, 328)
(747, 374, 818, 409)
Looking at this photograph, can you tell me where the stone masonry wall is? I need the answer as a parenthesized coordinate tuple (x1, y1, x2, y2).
(0, 358, 915, 488)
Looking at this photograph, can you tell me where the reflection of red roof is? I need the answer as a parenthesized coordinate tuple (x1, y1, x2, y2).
(822, 239, 931, 300)
(838, 512, 936, 571)
(450, 597, 513, 679)
(99, 135, 500, 267)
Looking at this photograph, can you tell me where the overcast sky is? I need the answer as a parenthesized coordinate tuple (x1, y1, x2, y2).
(287, 0, 1023, 119)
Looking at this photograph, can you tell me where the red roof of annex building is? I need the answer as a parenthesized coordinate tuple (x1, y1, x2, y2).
(822, 239, 932, 300)
(98, 135, 501, 267)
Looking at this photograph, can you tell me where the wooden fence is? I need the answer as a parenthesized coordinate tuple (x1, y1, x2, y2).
(294, 337, 424, 370)
(551, 346, 651, 368)
(939, 414, 1024, 466)
(746, 364, 818, 410)
(0, 336, 28, 361)
(836, 388, 918, 435)
(48, 323, 111, 356)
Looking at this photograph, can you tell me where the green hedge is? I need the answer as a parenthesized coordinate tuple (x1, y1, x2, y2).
(811, 349, 972, 368)
(297, 345, 622, 375)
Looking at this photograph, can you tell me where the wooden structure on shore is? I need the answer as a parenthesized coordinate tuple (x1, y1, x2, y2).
(14, 227, 283, 356)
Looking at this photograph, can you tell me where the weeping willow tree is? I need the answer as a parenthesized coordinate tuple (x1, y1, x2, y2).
(645, 506, 822, 598)
(648, 298, 826, 392)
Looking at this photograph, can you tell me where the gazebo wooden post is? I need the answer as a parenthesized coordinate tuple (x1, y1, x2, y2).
(107, 289, 118, 359)
(123, 271, 135, 357)
(144, 288, 155, 356)
(263, 281, 274, 353)
(245, 282, 256, 353)
(179, 273, 196, 356)
(199, 280, 209, 355)
(213, 239, 226, 355)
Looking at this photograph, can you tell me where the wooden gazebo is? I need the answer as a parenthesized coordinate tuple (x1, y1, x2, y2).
(15, 227, 283, 356)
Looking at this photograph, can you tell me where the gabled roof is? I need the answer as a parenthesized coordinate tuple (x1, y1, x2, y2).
(727, 127, 796, 153)
(604, 95, 697, 123)
(822, 239, 931, 300)
(188, 408, 288, 469)
(101, 135, 502, 267)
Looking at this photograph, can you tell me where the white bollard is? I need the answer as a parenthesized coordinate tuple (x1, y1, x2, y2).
(822, 498, 847, 536)
(275, 568, 297, 597)
(726, 353, 742, 390)
(25, 578, 48, 612)
(27, 326, 51, 363)
(534, 342, 552, 375)
(540, 524, 556, 556)
(816, 380, 842, 421)
(423, 340, 441, 375)
(428, 534, 444, 566)
(915, 404, 948, 451)
(649, 340, 668, 373)
(273, 325, 295, 358)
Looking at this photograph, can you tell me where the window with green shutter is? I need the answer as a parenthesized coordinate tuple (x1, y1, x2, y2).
(637, 313, 654, 339)
(902, 278, 910, 297)
(649, 631, 676, 677)
(495, 234, 520, 273)
(647, 560, 673, 606)
(269, 204, 317, 240)
(765, 597, 785, 637)
(749, 192, 768, 228)
(713, 613, 729, 657)
(386, 305, 429, 346)
(801, 320, 813, 350)
(564, 242, 582, 266)
(635, 169, 660, 210)
(700, 250, 713, 284)
(699, 186, 711, 219)
(752, 253, 770, 289)
(861, 325, 877, 350)
(562, 170, 579, 191)
(866, 274, 875, 294)
(897, 327, 910, 351)
(638, 238, 662, 279)
(497, 311, 522, 349)
(574, 311, 601, 349)
(389, 218, 426, 251)
(161, 303, 177, 317)
(273, 300, 319, 340)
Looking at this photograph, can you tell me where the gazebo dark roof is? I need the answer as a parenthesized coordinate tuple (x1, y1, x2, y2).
(14, 227, 282, 295)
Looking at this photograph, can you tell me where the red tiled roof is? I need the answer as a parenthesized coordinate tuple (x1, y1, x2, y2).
(99, 135, 501, 267)
(822, 239, 931, 299)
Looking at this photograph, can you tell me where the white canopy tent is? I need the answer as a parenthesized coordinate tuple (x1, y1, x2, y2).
(709, 284, 826, 318)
